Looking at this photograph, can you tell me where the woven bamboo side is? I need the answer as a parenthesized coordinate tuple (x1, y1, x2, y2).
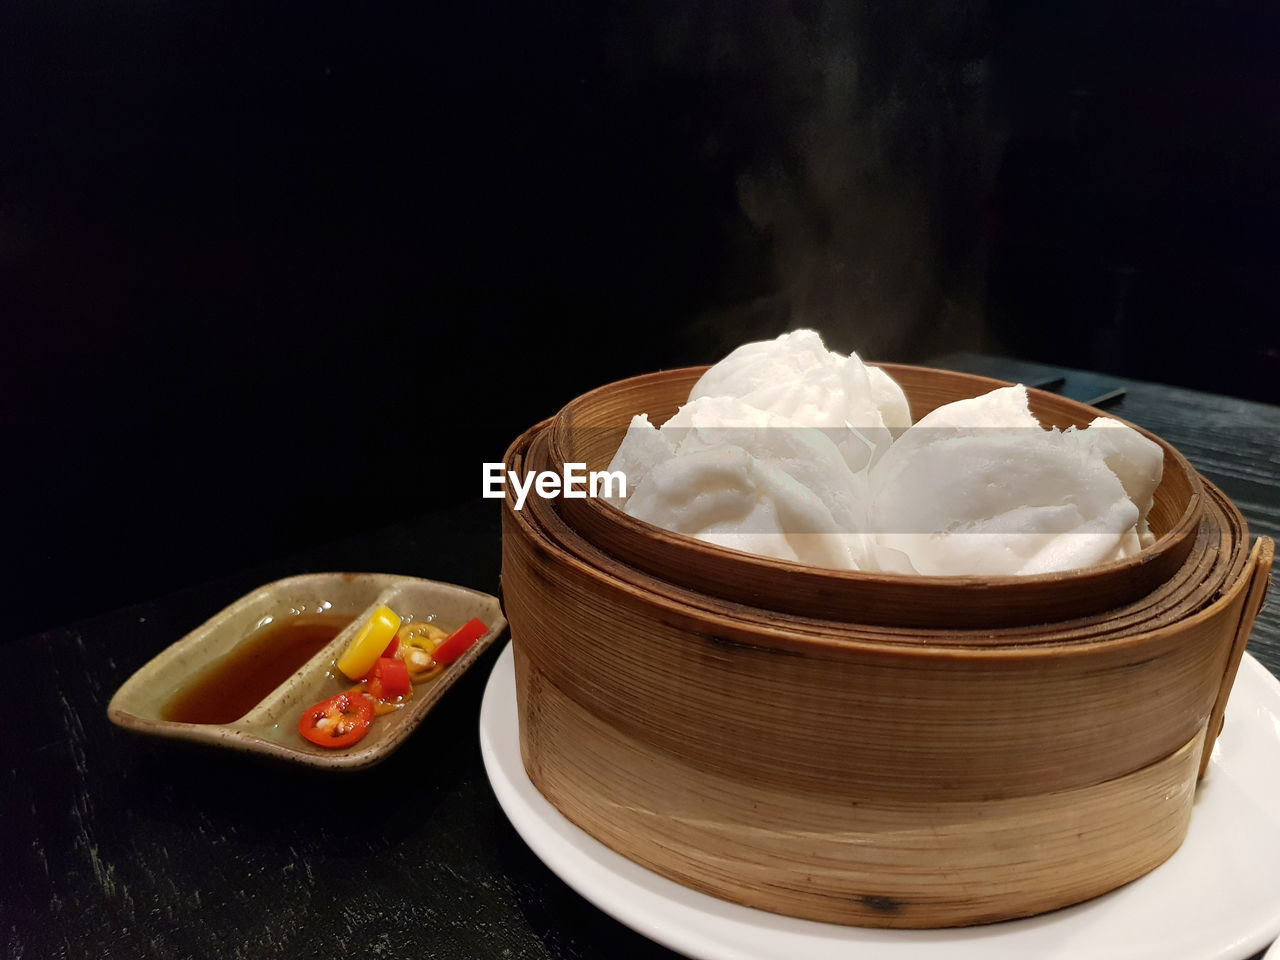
(501, 476, 1250, 802)
(1199, 536, 1275, 777)
(514, 643, 1203, 928)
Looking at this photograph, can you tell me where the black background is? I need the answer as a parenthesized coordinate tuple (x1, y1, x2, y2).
(4, 0, 1278, 639)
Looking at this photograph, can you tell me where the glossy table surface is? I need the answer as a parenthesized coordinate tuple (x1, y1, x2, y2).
(5, 355, 1278, 960)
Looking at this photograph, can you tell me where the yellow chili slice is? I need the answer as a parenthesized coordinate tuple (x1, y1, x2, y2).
(336, 604, 402, 680)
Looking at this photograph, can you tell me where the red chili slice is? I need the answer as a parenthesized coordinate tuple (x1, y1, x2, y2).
(432, 617, 488, 665)
(372, 657, 411, 698)
(298, 691, 374, 748)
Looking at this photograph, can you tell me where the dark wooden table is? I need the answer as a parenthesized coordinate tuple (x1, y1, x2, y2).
(5, 356, 1278, 960)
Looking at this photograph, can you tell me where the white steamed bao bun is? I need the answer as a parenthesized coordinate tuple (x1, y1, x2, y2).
(688, 328, 911, 473)
(1064, 415, 1164, 547)
(868, 385, 1162, 576)
(606, 395, 873, 570)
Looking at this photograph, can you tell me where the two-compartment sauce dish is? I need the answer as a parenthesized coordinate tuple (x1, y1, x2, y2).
(108, 572, 506, 770)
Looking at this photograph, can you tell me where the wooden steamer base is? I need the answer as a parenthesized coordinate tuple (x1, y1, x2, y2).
(499, 366, 1274, 929)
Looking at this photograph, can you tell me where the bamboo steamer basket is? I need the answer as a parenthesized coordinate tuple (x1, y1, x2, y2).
(499, 365, 1273, 929)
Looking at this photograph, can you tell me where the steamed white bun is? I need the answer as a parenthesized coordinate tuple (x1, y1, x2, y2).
(1064, 416, 1164, 547)
(688, 329, 911, 472)
(868, 386, 1152, 576)
(607, 395, 872, 569)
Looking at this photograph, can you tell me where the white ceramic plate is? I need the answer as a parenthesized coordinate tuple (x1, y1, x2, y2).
(480, 644, 1280, 960)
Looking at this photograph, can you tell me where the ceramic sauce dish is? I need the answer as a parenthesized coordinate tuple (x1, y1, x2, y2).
(107, 572, 505, 770)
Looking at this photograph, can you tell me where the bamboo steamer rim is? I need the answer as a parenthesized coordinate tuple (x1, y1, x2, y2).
(504, 420, 1250, 662)
(522, 420, 1233, 648)
(542, 363, 1205, 628)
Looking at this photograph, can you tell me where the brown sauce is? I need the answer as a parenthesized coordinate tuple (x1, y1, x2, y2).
(162, 614, 354, 724)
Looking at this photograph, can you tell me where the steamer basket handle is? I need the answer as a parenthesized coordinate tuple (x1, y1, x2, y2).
(1198, 537, 1274, 780)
